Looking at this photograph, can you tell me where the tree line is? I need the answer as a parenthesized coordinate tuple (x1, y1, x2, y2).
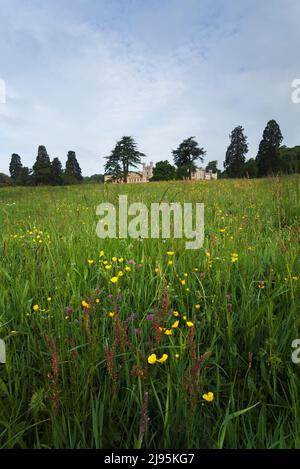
(104, 120, 300, 183)
(1, 118, 299, 187)
(3, 146, 103, 186)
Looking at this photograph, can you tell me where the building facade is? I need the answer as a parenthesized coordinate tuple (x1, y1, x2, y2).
(104, 162, 217, 183)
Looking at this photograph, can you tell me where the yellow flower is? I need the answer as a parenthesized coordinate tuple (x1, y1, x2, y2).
(95, 299, 100, 304)
(173, 311, 180, 317)
(166, 251, 175, 256)
(171, 320, 179, 329)
(110, 276, 118, 284)
(65, 316, 70, 321)
(33, 304, 40, 312)
(118, 271, 124, 277)
(165, 329, 173, 336)
(99, 250, 104, 257)
(105, 264, 112, 270)
(186, 321, 194, 328)
(47, 297, 52, 302)
(175, 353, 180, 359)
(168, 260, 173, 266)
(103, 260, 108, 265)
(157, 354, 168, 364)
(202, 392, 214, 402)
(112, 257, 117, 262)
(155, 268, 159, 273)
(148, 354, 157, 365)
(108, 311, 115, 318)
(82, 300, 90, 309)
(195, 304, 201, 310)
(125, 266, 131, 272)
(87, 259, 94, 266)
(183, 315, 187, 321)
(118, 257, 124, 263)
(181, 280, 186, 286)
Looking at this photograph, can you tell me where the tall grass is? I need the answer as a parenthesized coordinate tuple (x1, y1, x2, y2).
(0, 176, 299, 448)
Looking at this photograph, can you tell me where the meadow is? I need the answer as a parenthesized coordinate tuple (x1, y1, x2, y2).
(0, 176, 299, 449)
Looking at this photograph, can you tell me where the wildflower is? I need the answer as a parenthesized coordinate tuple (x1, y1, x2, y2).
(186, 321, 194, 328)
(155, 268, 159, 273)
(95, 299, 100, 304)
(81, 300, 90, 308)
(105, 264, 112, 270)
(157, 354, 168, 364)
(65, 316, 70, 321)
(173, 311, 180, 317)
(118, 257, 124, 263)
(183, 315, 187, 321)
(129, 260, 135, 265)
(125, 266, 131, 272)
(99, 250, 104, 257)
(166, 251, 175, 256)
(181, 279, 186, 286)
(165, 329, 173, 336)
(231, 252, 238, 263)
(33, 304, 40, 312)
(108, 312, 115, 318)
(202, 392, 214, 402)
(168, 261, 173, 266)
(118, 271, 124, 277)
(110, 276, 118, 284)
(195, 304, 201, 310)
(138, 263, 143, 269)
(171, 320, 179, 329)
(148, 354, 157, 365)
(258, 281, 265, 289)
(47, 297, 52, 302)
(87, 259, 94, 266)
(175, 354, 180, 359)
(147, 314, 154, 321)
(112, 257, 117, 262)
(135, 328, 142, 337)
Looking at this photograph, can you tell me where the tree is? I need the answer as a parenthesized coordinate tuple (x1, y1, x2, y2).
(51, 158, 63, 185)
(151, 161, 176, 181)
(32, 146, 52, 185)
(105, 136, 145, 183)
(9, 154, 23, 182)
(206, 161, 218, 173)
(224, 126, 248, 178)
(0, 173, 12, 187)
(64, 151, 83, 184)
(172, 137, 206, 180)
(278, 146, 300, 174)
(256, 120, 283, 177)
(243, 158, 258, 178)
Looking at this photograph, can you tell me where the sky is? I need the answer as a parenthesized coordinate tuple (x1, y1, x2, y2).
(0, 0, 299, 176)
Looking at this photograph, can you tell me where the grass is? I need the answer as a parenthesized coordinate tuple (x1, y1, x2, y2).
(0, 176, 299, 449)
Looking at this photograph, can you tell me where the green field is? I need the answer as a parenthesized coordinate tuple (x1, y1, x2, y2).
(0, 176, 299, 449)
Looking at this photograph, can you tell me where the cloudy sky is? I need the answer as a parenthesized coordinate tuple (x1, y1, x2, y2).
(0, 0, 299, 176)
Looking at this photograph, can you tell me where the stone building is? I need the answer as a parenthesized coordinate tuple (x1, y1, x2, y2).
(104, 162, 217, 183)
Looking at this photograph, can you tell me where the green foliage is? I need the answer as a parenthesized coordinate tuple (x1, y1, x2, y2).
(173, 137, 206, 180)
(243, 158, 258, 178)
(105, 136, 145, 183)
(32, 146, 53, 185)
(0, 173, 12, 187)
(9, 154, 23, 182)
(256, 120, 283, 177)
(224, 126, 248, 178)
(65, 151, 83, 183)
(279, 146, 300, 174)
(51, 158, 63, 185)
(151, 160, 176, 181)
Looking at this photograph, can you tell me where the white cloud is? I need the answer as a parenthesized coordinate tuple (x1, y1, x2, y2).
(0, 0, 300, 175)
